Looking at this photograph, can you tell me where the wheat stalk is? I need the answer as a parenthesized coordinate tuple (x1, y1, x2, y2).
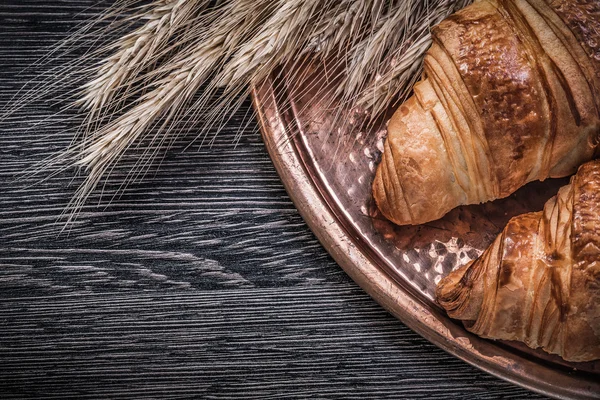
(77, 1, 207, 125)
(8, 0, 473, 223)
(61, 0, 285, 221)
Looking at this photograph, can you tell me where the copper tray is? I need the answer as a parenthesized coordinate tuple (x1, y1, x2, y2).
(251, 63, 600, 399)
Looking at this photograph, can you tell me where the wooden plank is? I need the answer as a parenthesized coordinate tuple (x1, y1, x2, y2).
(0, 289, 541, 399)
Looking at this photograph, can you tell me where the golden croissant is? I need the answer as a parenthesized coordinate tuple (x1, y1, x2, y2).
(436, 160, 600, 362)
(373, 0, 600, 226)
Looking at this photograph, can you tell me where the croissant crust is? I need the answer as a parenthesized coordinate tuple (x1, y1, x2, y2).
(373, 0, 600, 226)
(436, 160, 600, 362)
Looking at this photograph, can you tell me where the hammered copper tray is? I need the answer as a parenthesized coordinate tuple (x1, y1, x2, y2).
(251, 63, 600, 398)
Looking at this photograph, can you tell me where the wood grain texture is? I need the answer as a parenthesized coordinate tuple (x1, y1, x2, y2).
(0, 1, 546, 399)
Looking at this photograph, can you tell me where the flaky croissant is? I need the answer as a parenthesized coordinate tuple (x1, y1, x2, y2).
(436, 160, 600, 362)
(373, 0, 600, 226)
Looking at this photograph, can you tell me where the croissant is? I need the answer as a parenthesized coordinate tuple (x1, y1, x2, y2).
(373, 0, 600, 226)
(436, 160, 600, 362)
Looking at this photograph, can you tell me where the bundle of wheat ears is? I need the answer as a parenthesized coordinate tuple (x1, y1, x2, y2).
(4, 0, 472, 222)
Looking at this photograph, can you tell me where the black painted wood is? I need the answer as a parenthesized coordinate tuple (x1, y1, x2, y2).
(0, 1, 546, 399)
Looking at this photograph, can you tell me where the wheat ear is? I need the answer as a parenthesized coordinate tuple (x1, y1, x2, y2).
(77, 0, 208, 132)
(61, 0, 286, 222)
(10, 0, 474, 224)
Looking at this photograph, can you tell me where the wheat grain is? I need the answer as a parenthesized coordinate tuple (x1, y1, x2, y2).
(219, 0, 324, 87)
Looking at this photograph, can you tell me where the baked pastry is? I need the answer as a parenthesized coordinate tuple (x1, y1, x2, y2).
(436, 160, 600, 362)
(373, 0, 600, 226)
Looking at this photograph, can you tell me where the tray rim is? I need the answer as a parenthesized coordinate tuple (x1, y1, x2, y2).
(251, 79, 600, 400)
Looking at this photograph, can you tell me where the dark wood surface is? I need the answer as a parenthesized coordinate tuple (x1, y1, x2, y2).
(0, 1, 546, 399)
